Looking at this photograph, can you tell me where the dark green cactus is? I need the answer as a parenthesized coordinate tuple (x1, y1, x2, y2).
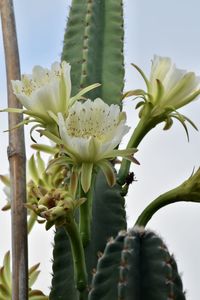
(85, 171, 126, 282)
(89, 227, 186, 300)
(88, 230, 126, 300)
(50, 228, 78, 300)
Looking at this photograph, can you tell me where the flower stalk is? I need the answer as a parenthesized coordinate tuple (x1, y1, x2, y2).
(118, 114, 157, 185)
(64, 215, 88, 292)
(79, 176, 95, 247)
(135, 168, 200, 227)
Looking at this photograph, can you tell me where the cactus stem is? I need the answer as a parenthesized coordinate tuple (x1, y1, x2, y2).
(64, 215, 87, 292)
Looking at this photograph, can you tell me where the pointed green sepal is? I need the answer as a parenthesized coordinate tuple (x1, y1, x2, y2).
(131, 63, 150, 90)
(31, 143, 58, 155)
(70, 83, 101, 106)
(81, 162, 93, 193)
(97, 160, 116, 187)
(28, 155, 39, 184)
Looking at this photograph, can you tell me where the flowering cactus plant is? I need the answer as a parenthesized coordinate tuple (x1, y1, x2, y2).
(1, 1, 200, 299)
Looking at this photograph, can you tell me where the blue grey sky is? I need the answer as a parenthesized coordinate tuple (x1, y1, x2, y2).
(0, 1, 200, 299)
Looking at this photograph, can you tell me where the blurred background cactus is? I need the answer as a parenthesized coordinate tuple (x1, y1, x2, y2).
(0, 251, 48, 300)
(1, 0, 200, 299)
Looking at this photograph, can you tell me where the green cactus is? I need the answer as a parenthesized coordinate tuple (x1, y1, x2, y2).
(62, 0, 124, 104)
(84, 171, 126, 283)
(51, 1, 125, 298)
(49, 228, 78, 300)
(48, 1, 191, 299)
(89, 228, 186, 300)
(1, 0, 199, 298)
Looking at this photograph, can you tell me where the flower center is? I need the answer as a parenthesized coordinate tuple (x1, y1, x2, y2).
(20, 67, 62, 96)
(66, 104, 119, 140)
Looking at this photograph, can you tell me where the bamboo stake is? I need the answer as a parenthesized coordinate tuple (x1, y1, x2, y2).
(0, 1, 28, 299)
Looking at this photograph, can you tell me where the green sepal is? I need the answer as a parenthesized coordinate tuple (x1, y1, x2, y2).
(163, 116, 173, 130)
(28, 263, 40, 287)
(123, 89, 146, 99)
(131, 63, 150, 90)
(45, 220, 55, 231)
(37, 130, 63, 145)
(28, 155, 39, 184)
(103, 148, 137, 159)
(81, 162, 93, 193)
(35, 152, 45, 174)
(155, 79, 165, 104)
(46, 156, 73, 172)
(97, 160, 116, 187)
(0, 108, 24, 113)
(0, 175, 10, 186)
(70, 83, 101, 106)
(135, 100, 145, 110)
(31, 144, 58, 155)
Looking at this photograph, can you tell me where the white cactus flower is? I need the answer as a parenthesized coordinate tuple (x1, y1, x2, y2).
(11, 61, 71, 122)
(10, 61, 99, 126)
(149, 55, 200, 113)
(123, 55, 200, 137)
(55, 98, 137, 192)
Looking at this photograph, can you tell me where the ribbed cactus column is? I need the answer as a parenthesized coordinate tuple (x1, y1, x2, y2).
(49, 228, 78, 300)
(119, 229, 186, 300)
(62, 0, 124, 104)
(89, 228, 186, 300)
(50, 1, 125, 299)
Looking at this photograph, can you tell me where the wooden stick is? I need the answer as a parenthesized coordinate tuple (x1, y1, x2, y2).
(0, 1, 28, 299)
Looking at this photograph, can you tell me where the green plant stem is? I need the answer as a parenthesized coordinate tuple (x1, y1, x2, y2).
(118, 116, 155, 185)
(79, 176, 95, 247)
(64, 216, 87, 292)
(135, 185, 198, 227)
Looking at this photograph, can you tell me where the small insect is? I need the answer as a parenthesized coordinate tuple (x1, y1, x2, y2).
(125, 172, 137, 185)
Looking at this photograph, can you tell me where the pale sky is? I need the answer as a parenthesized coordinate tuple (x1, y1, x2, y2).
(0, 1, 200, 299)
